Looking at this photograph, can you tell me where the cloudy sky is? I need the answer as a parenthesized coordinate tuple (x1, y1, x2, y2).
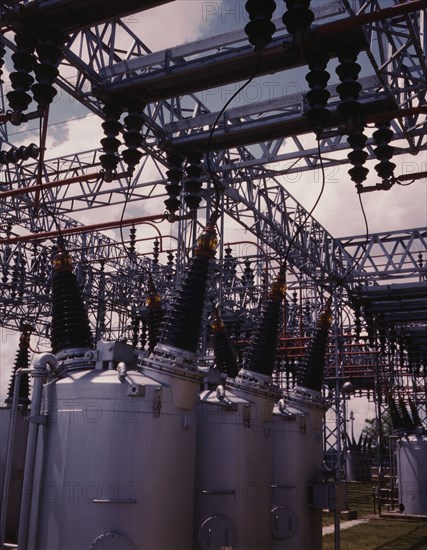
(1, 1, 426, 435)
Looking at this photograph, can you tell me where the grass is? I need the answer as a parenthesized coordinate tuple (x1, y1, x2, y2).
(323, 519, 427, 550)
(322, 483, 427, 549)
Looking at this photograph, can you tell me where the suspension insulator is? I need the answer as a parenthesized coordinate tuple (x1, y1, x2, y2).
(7, 32, 37, 117)
(244, 0, 276, 51)
(128, 225, 136, 255)
(282, 0, 314, 39)
(166, 250, 175, 281)
(165, 151, 184, 215)
(224, 245, 237, 288)
(296, 298, 332, 392)
(305, 43, 331, 131)
(244, 273, 286, 377)
(0, 143, 40, 165)
(347, 131, 369, 187)
(100, 104, 123, 174)
(31, 28, 63, 108)
(210, 307, 240, 378)
(51, 247, 93, 355)
(184, 152, 204, 212)
(157, 219, 217, 353)
(153, 238, 160, 265)
(122, 102, 145, 170)
(373, 123, 395, 180)
(0, 41, 5, 83)
(5, 325, 32, 407)
(336, 48, 362, 121)
(242, 258, 254, 286)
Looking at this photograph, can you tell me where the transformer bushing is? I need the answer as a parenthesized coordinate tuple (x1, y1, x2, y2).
(50, 247, 94, 374)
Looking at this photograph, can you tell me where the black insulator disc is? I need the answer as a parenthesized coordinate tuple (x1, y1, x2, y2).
(122, 148, 143, 168)
(348, 149, 368, 166)
(164, 196, 180, 214)
(375, 161, 396, 179)
(347, 133, 367, 149)
(101, 119, 122, 136)
(306, 69, 330, 89)
(306, 88, 330, 107)
(336, 61, 361, 82)
(348, 165, 369, 184)
(374, 144, 394, 161)
(100, 136, 121, 154)
(282, 0, 314, 37)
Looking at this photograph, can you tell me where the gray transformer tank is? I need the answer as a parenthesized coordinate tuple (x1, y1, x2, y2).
(194, 370, 278, 550)
(396, 432, 427, 516)
(27, 341, 202, 550)
(271, 386, 328, 549)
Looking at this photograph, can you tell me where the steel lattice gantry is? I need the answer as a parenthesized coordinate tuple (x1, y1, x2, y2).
(0, 0, 427, 472)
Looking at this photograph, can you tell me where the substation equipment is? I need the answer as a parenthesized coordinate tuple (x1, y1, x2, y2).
(1, 0, 427, 548)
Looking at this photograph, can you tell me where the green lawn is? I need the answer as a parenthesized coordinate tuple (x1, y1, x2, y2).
(322, 483, 427, 550)
(323, 519, 427, 550)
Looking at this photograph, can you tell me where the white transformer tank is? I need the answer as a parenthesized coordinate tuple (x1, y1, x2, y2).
(194, 370, 278, 550)
(0, 407, 29, 542)
(271, 386, 327, 549)
(396, 432, 427, 516)
(27, 341, 202, 550)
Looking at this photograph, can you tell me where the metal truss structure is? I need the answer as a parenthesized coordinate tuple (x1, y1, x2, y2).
(1, 0, 427, 475)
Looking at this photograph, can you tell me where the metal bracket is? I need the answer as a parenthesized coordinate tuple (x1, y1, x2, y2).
(153, 387, 162, 417)
(28, 414, 47, 425)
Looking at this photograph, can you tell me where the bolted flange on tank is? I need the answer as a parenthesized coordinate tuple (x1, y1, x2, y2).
(194, 273, 284, 550)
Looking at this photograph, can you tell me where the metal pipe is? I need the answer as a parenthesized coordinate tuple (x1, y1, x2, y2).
(17, 353, 56, 550)
(0, 213, 165, 245)
(0, 172, 100, 200)
(365, 105, 427, 125)
(316, 0, 427, 38)
(0, 369, 31, 549)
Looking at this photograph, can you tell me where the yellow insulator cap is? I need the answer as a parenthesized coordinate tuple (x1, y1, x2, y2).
(269, 279, 287, 300)
(210, 316, 224, 332)
(146, 292, 162, 308)
(318, 298, 333, 328)
(53, 249, 73, 272)
(195, 223, 217, 258)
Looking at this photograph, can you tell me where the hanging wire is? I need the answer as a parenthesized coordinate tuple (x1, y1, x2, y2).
(206, 56, 263, 216)
(281, 137, 327, 272)
(337, 191, 370, 286)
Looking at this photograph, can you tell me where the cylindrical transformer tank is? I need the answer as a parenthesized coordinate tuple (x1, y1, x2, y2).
(27, 357, 201, 549)
(271, 386, 327, 549)
(346, 449, 362, 482)
(194, 371, 278, 550)
(0, 407, 29, 542)
(396, 432, 427, 516)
